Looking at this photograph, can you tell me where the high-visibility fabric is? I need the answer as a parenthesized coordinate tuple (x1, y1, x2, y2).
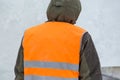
(24, 61, 78, 71)
(23, 22, 86, 80)
(25, 75, 78, 80)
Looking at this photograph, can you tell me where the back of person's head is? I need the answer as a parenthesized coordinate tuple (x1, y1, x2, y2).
(47, 0, 81, 24)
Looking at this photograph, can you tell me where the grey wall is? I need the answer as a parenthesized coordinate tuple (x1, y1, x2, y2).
(79, 0, 120, 67)
(0, 0, 120, 79)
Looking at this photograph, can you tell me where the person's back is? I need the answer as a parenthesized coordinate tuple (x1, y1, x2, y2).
(14, 0, 102, 80)
(23, 22, 86, 80)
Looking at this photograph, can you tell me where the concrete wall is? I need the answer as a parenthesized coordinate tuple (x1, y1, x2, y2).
(0, 0, 120, 80)
(102, 67, 120, 79)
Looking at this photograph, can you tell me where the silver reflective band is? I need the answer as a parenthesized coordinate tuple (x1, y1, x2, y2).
(24, 61, 79, 71)
(25, 75, 78, 80)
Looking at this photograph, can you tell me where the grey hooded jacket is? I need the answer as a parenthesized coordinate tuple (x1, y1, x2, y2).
(14, 0, 102, 80)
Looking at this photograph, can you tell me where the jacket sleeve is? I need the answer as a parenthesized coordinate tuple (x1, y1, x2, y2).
(79, 32, 102, 80)
(14, 40, 24, 80)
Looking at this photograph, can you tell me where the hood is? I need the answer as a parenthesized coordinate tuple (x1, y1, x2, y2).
(47, 0, 82, 24)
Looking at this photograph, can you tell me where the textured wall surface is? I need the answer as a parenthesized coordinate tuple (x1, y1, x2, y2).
(0, 0, 120, 80)
(102, 67, 120, 79)
(102, 67, 120, 80)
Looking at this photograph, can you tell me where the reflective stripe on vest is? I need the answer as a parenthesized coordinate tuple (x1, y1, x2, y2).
(25, 75, 78, 80)
(23, 22, 86, 80)
(24, 61, 79, 71)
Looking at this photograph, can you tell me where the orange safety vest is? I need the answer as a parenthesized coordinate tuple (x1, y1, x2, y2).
(22, 22, 86, 80)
